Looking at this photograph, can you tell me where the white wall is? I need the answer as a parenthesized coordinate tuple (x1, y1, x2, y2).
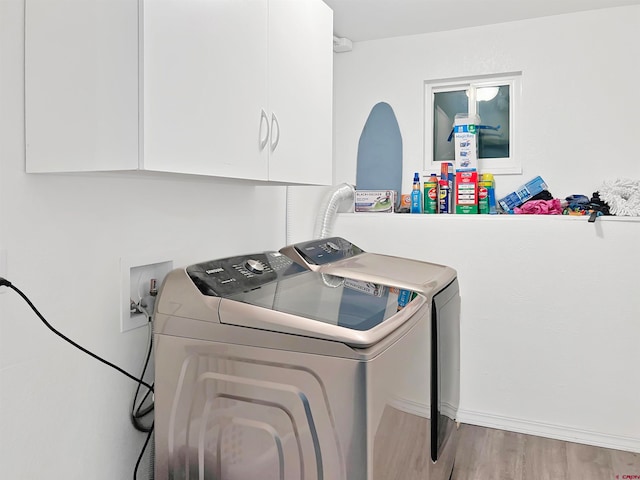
(290, 5, 640, 453)
(0, 2, 287, 478)
(333, 6, 640, 195)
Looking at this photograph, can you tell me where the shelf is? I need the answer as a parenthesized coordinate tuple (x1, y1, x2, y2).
(340, 212, 640, 224)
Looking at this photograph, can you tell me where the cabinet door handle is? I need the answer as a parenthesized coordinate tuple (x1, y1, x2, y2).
(259, 109, 269, 151)
(270, 112, 280, 151)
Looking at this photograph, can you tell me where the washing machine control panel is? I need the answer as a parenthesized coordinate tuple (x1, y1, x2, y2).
(186, 251, 305, 297)
(244, 259, 266, 274)
(289, 237, 364, 266)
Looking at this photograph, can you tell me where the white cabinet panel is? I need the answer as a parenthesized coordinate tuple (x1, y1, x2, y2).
(25, 0, 139, 172)
(268, 0, 333, 184)
(142, 0, 269, 180)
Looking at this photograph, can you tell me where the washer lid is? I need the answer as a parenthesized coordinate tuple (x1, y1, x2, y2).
(184, 250, 426, 347)
(218, 271, 425, 347)
(226, 269, 416, 328)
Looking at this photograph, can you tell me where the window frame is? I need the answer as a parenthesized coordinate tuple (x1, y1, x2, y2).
(424, 72, 522, 175)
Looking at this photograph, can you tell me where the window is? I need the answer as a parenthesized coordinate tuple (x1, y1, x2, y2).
(424, 73, 521, 174)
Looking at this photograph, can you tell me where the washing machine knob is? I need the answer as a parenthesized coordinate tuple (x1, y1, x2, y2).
(326, 241, 340, 251)
(244, 259, 265, 274)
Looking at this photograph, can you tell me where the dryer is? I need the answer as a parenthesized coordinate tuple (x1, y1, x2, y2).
(154, 237, 460, 480)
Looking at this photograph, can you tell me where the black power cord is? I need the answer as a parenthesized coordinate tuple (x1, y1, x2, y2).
(129, 309, 155, 479)
(131, 318, 154, 433)
(135, 423, 155, 480)
(1, 277, 154, 479)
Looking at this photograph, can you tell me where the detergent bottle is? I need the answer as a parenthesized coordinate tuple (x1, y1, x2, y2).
(410, 172, 422, 213)
(423, 173, 438, 214)
(481, 173, 497, 214)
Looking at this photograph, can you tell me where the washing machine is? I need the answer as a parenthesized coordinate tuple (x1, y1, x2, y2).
(154, 237, 460, 480)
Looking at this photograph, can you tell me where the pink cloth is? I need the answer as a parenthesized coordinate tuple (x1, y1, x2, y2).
(513, 199, 563, 215)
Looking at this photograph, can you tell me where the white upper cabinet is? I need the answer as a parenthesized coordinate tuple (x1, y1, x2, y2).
(25, 0, 139, 172)
(25, 0, 333, 185)
(267, 0, 333, 184)
(141, 0, 269, 180)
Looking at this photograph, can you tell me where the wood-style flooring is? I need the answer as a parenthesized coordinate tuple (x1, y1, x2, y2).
(374, 407, 640, 480)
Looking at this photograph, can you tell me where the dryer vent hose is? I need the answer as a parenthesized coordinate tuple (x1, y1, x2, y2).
(313, 183, 355, 239)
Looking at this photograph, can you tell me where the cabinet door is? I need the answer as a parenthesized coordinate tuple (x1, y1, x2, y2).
(25, 0, 139, 172)
(142, 0, 269, 180)
(267, 0, 333, 185)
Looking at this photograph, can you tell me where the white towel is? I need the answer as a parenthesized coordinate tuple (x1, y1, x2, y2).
(597, 178, 640, 216)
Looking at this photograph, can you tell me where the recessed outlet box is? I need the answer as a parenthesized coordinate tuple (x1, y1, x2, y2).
(121, 255, 173, 333)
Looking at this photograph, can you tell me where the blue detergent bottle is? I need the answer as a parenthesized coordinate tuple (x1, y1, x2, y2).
(411, 172, 422, 213)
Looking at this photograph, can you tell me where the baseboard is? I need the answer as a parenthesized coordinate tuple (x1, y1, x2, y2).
(459, 408, 640, 454)
(387, 397, 640, 453)
(388, 396, 430, 418)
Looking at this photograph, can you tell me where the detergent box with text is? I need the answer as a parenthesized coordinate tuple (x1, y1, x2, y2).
(455, 171, 478, 214)
(454, 114, 480, 172)
(354, 190, 397, 213)
(497, 176, 548, 212)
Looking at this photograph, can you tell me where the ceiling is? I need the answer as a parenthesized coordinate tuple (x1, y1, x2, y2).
(323, 0, 640, 42)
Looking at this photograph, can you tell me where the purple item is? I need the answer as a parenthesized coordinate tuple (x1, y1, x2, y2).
(513, 199, 563, 215)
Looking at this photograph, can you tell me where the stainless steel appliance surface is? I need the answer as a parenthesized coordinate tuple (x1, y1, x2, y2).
(154, 237, 460, 480)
